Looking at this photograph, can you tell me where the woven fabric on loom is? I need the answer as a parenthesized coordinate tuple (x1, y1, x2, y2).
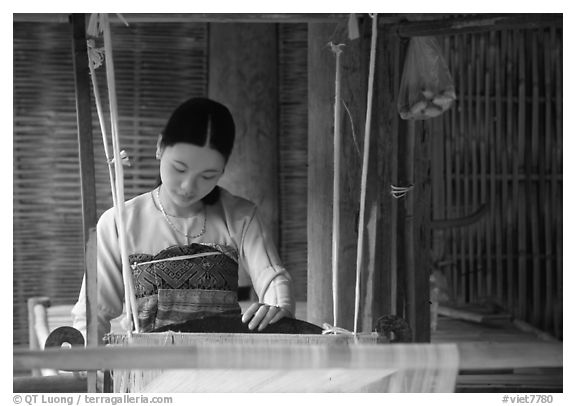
(106, 333, 459, 393)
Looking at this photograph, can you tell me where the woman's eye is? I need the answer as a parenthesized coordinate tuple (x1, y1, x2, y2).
(173, 166, 185, 173)
(202, 175, 217, 181)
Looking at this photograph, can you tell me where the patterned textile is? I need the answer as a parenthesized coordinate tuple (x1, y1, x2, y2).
(129, 243, 241, 332)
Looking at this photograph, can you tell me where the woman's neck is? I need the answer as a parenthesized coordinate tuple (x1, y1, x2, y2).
(156, 186, 204, 218)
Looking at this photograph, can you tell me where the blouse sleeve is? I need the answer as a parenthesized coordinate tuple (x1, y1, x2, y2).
(238, 207, 295, 316)
(70, 209, 125, 343)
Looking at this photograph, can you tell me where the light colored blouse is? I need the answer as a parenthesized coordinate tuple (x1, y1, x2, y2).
(71, 187, 294, 341)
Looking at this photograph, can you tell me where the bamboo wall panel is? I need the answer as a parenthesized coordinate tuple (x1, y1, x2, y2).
(13, 21, 208, 346)
(435, 26, 562, 338)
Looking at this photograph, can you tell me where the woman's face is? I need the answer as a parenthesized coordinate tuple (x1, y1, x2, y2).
(158, 142, 226, 214)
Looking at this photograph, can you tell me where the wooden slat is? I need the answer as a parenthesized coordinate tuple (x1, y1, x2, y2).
(446, 37, 457, 300)
(552, 27, 563, 339)
(476, 33, 486, 300)
(542, 28, 554, 334)
(483, 31, 494, 298)
(516, 29, 527, 321)
(394, 14, 562, 38)
(504, 29, 514, 313)
(457, 33, 466, 302)
(529, 29, 542, 327)
(469, 33, 479, 303)
(494, 30, 505, 303)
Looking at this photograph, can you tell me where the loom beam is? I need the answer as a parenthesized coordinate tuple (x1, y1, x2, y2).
(14, 341, 561, 372)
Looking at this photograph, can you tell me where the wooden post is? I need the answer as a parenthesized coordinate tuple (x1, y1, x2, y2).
(208, 23, 279, 291)
(368, 28, 399, 324)
(70, 13, 98, 392)
(397, 119, 432, 343)
(397, 118, 415, 337)
(307, 23, 338, 327)
(413, 121, 432, 342)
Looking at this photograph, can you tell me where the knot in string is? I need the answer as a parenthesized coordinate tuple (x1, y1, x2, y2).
(390, 184, 414, 199)
(321, 323, 355, 336)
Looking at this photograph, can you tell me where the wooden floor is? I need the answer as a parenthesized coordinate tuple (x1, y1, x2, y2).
(432, 314, 562, 392)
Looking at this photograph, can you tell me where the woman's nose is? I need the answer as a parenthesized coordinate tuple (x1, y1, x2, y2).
(180, 176, 196, 193)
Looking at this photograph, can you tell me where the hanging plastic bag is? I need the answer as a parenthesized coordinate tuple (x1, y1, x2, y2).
(397, 36, 456, 120)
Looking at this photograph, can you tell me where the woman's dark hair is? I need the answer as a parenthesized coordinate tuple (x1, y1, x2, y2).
(156, 97, 235, 204)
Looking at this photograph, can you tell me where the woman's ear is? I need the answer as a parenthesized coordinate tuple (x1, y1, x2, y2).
(155, 134, 163, 160)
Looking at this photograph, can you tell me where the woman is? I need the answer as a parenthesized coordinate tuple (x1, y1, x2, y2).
(72, 97, 295, 343)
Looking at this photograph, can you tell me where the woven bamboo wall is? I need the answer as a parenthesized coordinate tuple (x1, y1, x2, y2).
(431, 26, 563, 338)
(13, 21, 209, 346)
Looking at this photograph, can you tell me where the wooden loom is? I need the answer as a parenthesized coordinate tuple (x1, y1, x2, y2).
(13, 13, 564, 393)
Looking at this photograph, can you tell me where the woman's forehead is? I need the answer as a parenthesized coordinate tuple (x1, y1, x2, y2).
(164, 143, 225, 170)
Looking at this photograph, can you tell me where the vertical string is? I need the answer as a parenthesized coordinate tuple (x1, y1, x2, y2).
(331, 42, 345, 328)
(354, 13, 378, 334)
(100, 14, 140, 334)
(86, 27, 118, 210)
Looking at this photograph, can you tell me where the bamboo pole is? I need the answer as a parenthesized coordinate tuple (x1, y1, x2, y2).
(100, 14, 139, 336)
(13, 342, 562, 372)
(331, 43, 344, 328)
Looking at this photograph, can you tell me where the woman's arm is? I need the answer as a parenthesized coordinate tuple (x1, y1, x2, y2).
(238, 206, 295, 330)
(71, 209, 126, 343)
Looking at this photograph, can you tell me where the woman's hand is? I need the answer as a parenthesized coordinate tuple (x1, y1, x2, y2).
(241, 303, 291, 331)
